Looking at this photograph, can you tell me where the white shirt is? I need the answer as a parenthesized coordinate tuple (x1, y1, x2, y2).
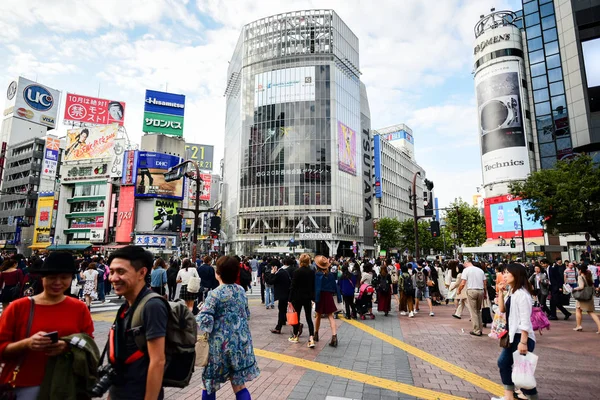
(461, 265, 485, 290)
(177, 267, 199, 285)
(588, 265, 598, 281)
(506, 288, 536, 344)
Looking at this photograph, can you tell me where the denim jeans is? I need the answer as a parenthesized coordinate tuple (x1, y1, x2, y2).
(97, 281, 105, 302)
(265, 286, 274, 307)
(497, 333, 537, 396)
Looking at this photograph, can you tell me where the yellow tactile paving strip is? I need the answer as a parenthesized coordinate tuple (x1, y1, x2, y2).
(254, 348, 468, 400)
(344, 319, 505, 397)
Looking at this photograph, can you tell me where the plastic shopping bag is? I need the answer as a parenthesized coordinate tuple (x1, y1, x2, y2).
(488, 312, 507, 339)
(511, 351, 538, 390)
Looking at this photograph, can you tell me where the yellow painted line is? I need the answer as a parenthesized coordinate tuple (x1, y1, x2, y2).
(92, 312, 117, 323)
(343, 319, 504, 396)
(254, 348, 466, 400)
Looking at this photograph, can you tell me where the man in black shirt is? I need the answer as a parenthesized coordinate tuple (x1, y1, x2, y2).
(266, 259, 291, 334)
(108, 246, 169, 400)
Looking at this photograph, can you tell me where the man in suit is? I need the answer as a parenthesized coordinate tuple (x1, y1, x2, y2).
(266, 258, 292, 334)
(542, 258, 571, 320)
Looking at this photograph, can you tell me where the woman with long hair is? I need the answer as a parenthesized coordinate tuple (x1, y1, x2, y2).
(572, 264, 600, 333)
(450, 262, 467, 319)
(493, 263, 537, 400)
(288, 253, 316, 347)
(0, 258, 24, 309)
(374, 264, 393, 316)
(177, 258, 200, 310)
(80, 262, 98, 311)
(314, 256, 342, 347)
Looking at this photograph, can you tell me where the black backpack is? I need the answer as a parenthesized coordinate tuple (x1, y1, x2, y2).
(239, 264, 252, 290)
(377, 276, 390, 294)
(402, 273, 414, 294)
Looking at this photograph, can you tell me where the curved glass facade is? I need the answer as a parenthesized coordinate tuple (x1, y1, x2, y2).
(223, 10, 366, 256)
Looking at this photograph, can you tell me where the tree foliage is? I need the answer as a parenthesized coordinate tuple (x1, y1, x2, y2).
(509, 155, 600, 242)
(377, 217, 402, 252)
(444, 199, 487, 247)
(398, 219, 452, 256)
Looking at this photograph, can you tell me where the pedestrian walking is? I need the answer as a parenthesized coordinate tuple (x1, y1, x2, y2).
(197, 256, 260, 400)
(81, 262, 99, 311)
(0, 257, 24, 309)
(257, 257, 267, 304)
(106, 246, 170, 400)
(151, 257, 168, 297)
(543, 258, 572, 320)
(572, 264, 600, 333)
(451, 263, 468, 319)
(177, 258, 200, 311)
(564, 261, 578, 290)
(288, 254, 316, 347)
(338, 263, 357, 320)
(95, 258, 107, 303)
(0, 252, 94, 400)
(414, 262, 434, 316)
(493, 263, 537, 400)
(314, 256, 342, 347)
(267, 259, 291, 334)
(166, 259, 179, 301)
(399, 265, 415, 317)
(528, 264, 549, 314)
(458, 259, 487, 336)
(197, 256, 219, 303)
(374, 265, 393, 316)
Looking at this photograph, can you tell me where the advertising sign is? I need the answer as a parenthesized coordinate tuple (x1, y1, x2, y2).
(90, 229, 105, 243)
(254, 66, 315, 107)
(381, 129, 414, 144)
(373, 135, 382, 198)
(484, 194, 544, 239)
(337, 121, 357, 176)
(143, 90, 185, 136)
(110, 138, 126, 179)
(62, 162, 109, 182)
(475, 62, 530, 186)
(71, 216, 104, 229)
(134, 234, 177, 248)
(13, 77, 60, 128)
(115, 186, 135, 243)
(64, 124, 118, 161)
(121, 150, 137, 185)
(153, 200, 180, 231)
(135, 151, 183, 199)
(188, 173, 212, 204)
(143, 112, 184, 136)
(185, 143, 214, 171)
(33, 194, 54, 245)
(64, 93, 126, 126)
(41, 136, 60, 179)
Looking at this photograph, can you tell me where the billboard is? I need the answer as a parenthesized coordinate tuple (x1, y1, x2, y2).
(64, 124, 118, 161)
(115, 186, 135, 243)
(188, 173, 212, 204)
(185, 143, 214, 171)
(475, 62, 530, 186)
(110, 138, 126, 179)
(381, 129, 414, 144)
(337, 121, 357, 176)
(41, 136, 60, 179)
(484, 194, 544, 239)
(33, 194, 54, 245)
(13, 77, 60, 128)
(254, 66, 315, 107)
(143, 90, 185, 136)
(154, 199, 180, 231)
(121, 150, 137, 185)
(373, 134, 382, 198)
(135, 151, 183, 199)
(64, 93, 126, 126)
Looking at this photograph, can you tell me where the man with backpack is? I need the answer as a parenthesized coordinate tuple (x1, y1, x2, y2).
(399, 264, 415, 317)
(106, 246, 196, 400)
(414, 261, 435, 317)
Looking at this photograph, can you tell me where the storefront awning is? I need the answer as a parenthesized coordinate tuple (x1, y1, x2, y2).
(46, 244, 92, 251)
(29, 243, 51, 250)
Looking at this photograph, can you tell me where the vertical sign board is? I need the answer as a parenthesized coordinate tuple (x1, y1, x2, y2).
(33, 194, 54, 245)
(337, 121, 357, 176)
(143, 90, 185, 137)
(115, 186, 136, 243)
(373, 135, 382, 198)
(41, 137, 60, 179)
(110, 138, 126, 179)
(121, 150, 138, 185)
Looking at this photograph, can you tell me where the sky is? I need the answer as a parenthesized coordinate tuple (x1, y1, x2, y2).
(0, 0, 522, 208)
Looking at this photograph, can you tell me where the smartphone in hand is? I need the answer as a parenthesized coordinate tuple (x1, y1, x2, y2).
(44, 331, 59, 344)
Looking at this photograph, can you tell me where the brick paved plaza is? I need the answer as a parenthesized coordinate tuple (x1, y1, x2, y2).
(93, 293, 600, 399)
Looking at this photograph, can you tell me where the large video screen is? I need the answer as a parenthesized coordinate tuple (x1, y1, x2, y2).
(489, 200, 543, 233)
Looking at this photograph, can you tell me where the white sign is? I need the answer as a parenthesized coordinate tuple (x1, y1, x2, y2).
(41, 136, 60, 179)
(110, 138, 126, 178)
(254, 66, 315, 107)
(134, 234, 177, 247)
(90, 229, 105, 243)
(298, 232, 333, 240)
(13, 77, 60, 128)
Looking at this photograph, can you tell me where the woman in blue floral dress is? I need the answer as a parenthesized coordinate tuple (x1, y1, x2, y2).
(197, 256, 260, 400)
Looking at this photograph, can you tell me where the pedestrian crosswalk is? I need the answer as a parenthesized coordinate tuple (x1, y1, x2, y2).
(0, 294, 124, 314)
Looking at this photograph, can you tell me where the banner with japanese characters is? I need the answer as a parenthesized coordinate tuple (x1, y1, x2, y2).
(64, 93, 126, 126)
(142, 89, 185, 136)
(143, 111, 184, 136)
(64, 124, 118, 161)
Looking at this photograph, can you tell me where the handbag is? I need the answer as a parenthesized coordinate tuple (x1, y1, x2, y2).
(530, 307, 550, 334)
(187, 277, 201, 293)
(573, 286, 594, 301)
(0, 298, 35, 399)
(194, 332, 209, 367)
(286, 303, 299, 326)
(499, 330, 510, 348)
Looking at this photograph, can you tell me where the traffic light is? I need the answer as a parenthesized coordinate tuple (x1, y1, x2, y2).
(171, 214, 183, 232)
(430, 220, 440, 238)
(408, 187, 412, 210)
(510, 239, 516, 248)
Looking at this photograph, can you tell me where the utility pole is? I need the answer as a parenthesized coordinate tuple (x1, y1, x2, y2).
(515, 204, 527, 261)
(411, 171, 421, 258)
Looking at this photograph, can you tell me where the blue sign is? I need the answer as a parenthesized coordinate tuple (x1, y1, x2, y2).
(144, 90, 185, 117)
(24, 84, 54, 111)
(45, 148, 58, 161)
(381, 129, 414, 144)
(490, 200, 543, 233)
(373, 135, 382, 199)
(135, 234, 176, 247)
(135, 151, 184, 200)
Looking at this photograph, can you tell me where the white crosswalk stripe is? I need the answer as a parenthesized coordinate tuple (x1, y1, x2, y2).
(0, 294, 123, 314)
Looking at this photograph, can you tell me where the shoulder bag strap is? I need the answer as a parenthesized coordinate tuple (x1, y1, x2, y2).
(9, 297, 35, 386)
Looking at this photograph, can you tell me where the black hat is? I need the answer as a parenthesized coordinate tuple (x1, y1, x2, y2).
(38, 252, 78, 275)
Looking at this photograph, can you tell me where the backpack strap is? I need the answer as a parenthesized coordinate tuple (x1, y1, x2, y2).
(131, 291, 164, 352)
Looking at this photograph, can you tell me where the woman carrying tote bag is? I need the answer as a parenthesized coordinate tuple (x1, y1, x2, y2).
(572, 264, 600, 333)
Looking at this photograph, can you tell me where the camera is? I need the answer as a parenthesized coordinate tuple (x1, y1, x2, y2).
(90, 364, 117, 397)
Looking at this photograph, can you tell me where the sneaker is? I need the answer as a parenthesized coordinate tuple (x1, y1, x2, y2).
(408, 311, 414, 318)
(413, 310, 418, 314)
(288, 335, 299, 343)
(400, 311, 407, 316)
(307, 339, 315, 348)
(430, 312, 434, 317)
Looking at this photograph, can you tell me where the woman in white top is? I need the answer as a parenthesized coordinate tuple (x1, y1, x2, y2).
(81, 262, 99, 311)
(494, 263, 537, 400)
(360, 262, 374, 285)
(177, 258, 200, 310)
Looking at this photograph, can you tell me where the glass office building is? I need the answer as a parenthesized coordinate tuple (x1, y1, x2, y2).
(223, 10, 368, 256)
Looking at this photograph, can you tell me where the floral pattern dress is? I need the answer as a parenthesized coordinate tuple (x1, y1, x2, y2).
(196, 283, 260, 394)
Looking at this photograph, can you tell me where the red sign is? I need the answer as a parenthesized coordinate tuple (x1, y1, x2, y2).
(122, 150, 136, 185)
(116, 186, 136, 243)
(484, 194, 545, 240)
(200, 173, 211, 201)
(64, 93, 126, 126)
